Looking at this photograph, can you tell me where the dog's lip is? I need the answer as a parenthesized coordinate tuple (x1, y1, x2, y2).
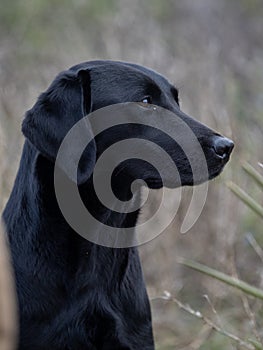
(146, 178, 164, 189)
(147, 178, 163, 185)
(214, 152, 230, 162)
(216, 152, 234, 168)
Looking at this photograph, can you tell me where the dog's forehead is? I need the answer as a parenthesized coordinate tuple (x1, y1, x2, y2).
(122, 62, 170, 86)
(71, 60, 172, 90)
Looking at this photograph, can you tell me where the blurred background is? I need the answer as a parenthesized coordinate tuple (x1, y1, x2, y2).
(0, 0, 263, 349)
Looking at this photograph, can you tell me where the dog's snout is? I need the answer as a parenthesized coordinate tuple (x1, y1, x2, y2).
(212, 136, 234, 158)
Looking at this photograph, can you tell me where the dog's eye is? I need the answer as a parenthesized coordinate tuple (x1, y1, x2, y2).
(141, 96, 152, 104)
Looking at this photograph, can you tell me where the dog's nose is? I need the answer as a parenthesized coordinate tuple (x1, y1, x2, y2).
(212, 136, 234, 158)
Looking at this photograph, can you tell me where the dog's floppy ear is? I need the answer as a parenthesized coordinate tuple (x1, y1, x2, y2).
(22, 69, 96, 184)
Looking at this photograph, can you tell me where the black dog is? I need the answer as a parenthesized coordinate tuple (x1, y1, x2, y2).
(3, 61, 234, 349)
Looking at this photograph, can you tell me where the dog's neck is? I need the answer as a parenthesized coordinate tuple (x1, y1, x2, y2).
(4, 141, 141, 246)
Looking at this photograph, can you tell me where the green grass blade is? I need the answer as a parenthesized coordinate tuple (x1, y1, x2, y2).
(248, 339, 263, 350)
(242, 162, 263, 189)
(227, 181, 263, 219)
(177, 257, 263, 300)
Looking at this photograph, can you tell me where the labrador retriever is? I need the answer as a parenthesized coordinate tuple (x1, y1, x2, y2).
(2, 60, 234, 349)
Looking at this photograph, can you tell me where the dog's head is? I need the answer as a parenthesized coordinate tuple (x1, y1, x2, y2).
(22, 60, 234, 192)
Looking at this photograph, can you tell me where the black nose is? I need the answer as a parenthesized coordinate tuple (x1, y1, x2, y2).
(212, 136, 234, 158)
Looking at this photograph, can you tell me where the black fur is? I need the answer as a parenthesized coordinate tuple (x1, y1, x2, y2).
(2, 60, 233, 349)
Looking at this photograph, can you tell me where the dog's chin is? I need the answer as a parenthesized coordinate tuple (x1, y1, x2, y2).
(146, 178, 183, 189)
(146, 179, 164, 189)
(146, 165, 226, 189)
(208, 167, 225, 181)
